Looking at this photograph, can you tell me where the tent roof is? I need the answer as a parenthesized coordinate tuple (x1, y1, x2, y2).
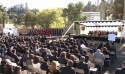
(74, 20, 125, 26)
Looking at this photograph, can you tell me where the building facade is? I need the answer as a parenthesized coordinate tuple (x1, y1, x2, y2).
(83, 12, 100, 21)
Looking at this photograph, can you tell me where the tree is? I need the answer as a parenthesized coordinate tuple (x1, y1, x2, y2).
(50, 9, 64, 28)
(62, 8, 68, 27)
(31, 9, 39, 14)
(0, 4, 7, 27)
(83, 1, 92, 12)
(75, 2, 84, 20)
(7, 4, 27, 24)
(103, 0, 114, 18)
(83, 1, 100, 12)
(111, 0, 124, 19)
(63, 1, 84, 25)
(7, 4, 39, 25)
(24, 10, 37, 27)
(37, 9, 64, 28)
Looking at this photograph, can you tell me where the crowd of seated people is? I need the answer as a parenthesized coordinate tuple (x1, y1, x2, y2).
(0, 33, 119, 74)
(88, 30, 117, 37)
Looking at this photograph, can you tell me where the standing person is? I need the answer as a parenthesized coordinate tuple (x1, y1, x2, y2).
(110, 43, 116, 52)
(94, 49, 104, 65)
(94, 49, 105, 73)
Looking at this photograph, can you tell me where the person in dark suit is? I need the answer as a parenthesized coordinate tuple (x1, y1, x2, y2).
(0, 60, 7, 73)
(75, 56, 89, 74)
(40, 57, 49, 71)
(115, 61, 125, 74)
(58, 51, 68, 66)
(61, 60, 76, 74)
(10, 49, 20, 63)
(110, 42, 117, 60)
(50, 51, 59, 62)
(22, 50, 29, 62)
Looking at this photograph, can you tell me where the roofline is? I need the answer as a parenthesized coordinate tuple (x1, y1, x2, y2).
(74, 20, 125, 23)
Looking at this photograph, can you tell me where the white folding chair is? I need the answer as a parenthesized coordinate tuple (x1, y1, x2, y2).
(5, 55, 11, 59)
(21, 70, 29, 74)
(27, 64, 34, 70)
(75, 68, 84, 74)
(110, 51, 115, 54)
(0, 58, 2, 65)
(60, 64, 65, 67)
(94, 58, 104, 73)
(26, 59, 35, 73)
(39, 69, 47, 74)
(11, 58, 15, 62)
(104, 55, 111, 68)
(23, 62, 27, 67)
(33, 63, 41, 73)
(27, 64, 36, 74)
(88, 62, 98, 74)
(104, 55, 110, 59)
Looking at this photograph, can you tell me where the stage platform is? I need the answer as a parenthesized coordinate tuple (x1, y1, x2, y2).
(73, 35, 124, 43)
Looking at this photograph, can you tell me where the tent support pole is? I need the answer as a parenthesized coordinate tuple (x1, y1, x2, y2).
(62, 22, 74, 39)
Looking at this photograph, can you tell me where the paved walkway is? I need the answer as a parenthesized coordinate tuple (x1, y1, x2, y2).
(103, 43, 125, 74)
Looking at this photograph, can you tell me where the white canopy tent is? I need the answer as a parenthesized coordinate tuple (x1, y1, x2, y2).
(80, 20, 125, 37)
(79, 21, 122, 26)
(3, 24, 19, 36)
(62, 20, 125, 39)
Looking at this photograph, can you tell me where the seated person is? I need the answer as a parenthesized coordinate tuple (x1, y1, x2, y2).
(40, 57, 49, 71)
(115, 61, 125, 74)
(75, 56, 89, 74)
(10, 49, 20, 63)
(61, 60, 76, 74)
(49, 61, 61, 74)
(0, 60, 7, 73)
(101, 47, 110, 55)
(94, 49, 105, 66)
(58, 51, 68, 66)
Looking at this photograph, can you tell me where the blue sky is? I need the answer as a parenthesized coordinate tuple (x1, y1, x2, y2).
(0, 0, 100, 10)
